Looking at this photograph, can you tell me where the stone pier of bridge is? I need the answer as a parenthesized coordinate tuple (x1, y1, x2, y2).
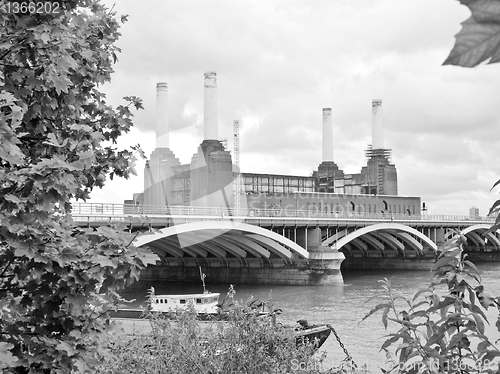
(134, 221, 345, 286)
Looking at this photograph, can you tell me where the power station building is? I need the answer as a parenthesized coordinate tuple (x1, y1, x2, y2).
(126, 72, 420, 217)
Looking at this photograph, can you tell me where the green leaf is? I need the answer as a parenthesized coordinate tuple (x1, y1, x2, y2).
(52, 74, 73, 95)
(40, 32, 50, 44)
(360, 303, 391, 324)
(94, 255, 116, 267)
(432, 254, 457, 271)
(487, 199, 500, 216)
(0, 342, 18, 369)
(487, 222, 500, 233)
(482, 350, 500, 363)
(410, 310, 429, 319)
(14, 245, 34, 259)
(422, 346, 446, 361)
(4, 194, 21, 204)
(43, 132, 68, 148)
(476, 288, 497, 309)
(477, 340, 490, 353)
(427, 297, 455, 314)
(469, 302, 489, 320)
(72, 150, 96, 169)
(464, 260, 481, 280)
(382, 306, 389, 329)
(448, 331, 471, 350)
(380, 334, 401, 351)
(490, 179, 500, 192)
(412, 287, 433, 302)
(444, 0, 500, 67)
(56, 340, 78, 356)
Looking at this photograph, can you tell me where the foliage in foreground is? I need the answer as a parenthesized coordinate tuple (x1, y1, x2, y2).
(364, 234, 500, 374)
(97, 305, 327, 374)
(444, 0, 500, 67)
(0, 1, 158, 372)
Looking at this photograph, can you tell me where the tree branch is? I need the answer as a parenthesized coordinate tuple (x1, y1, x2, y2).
(0, 258, 15, 280)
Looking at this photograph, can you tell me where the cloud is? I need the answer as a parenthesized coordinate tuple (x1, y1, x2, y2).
(90, 0, 499, 216)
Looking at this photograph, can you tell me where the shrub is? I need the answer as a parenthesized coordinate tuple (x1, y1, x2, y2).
(97, 303, 326, 373)
(363, 234, 500, 374)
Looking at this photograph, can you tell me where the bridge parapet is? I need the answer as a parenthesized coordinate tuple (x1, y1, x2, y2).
(71, 203, 494, 225)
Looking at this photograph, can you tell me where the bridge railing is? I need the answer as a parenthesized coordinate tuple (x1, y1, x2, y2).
(71, 203, 494, 223)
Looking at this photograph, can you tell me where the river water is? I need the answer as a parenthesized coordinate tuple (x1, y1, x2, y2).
(120, 263, 500, 372)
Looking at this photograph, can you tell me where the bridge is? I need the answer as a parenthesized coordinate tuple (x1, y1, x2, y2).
(72, 203, 498, 285)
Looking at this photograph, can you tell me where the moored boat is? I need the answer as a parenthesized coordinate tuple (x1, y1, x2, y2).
(150, 290, 220, 314)
(294, 320, 332, 351)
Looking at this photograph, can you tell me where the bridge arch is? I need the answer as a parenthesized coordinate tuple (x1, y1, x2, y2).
(333, 223, 438, 253)
(134, 221, 310, 260)
(462, 224, 493, 236)
(461, 224, 500, 250)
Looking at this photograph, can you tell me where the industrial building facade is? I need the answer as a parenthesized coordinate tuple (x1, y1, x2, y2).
(126, 72, 420, 216)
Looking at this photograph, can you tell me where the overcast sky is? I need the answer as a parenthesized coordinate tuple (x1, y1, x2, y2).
(88, 0, 500, 216)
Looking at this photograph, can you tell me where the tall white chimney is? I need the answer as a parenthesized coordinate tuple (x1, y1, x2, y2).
(322, 108, 334, 162)
(204, 71, 218, 140)
(155, 82, 169, 148)
(372, 99, 384, 149)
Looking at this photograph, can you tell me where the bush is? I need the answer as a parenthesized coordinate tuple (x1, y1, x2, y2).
(97, 304, 327, 374)
(363, 233, 500, 374)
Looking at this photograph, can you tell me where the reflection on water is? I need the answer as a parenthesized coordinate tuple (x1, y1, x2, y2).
(120, 263, 500, 371)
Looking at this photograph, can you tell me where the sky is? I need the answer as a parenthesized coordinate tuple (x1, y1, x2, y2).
(88, 0, 500, 216)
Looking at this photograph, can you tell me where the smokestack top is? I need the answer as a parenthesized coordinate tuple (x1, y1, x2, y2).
(372, 99, 382, 107)
(323, 108, 332, 113)
(157, 82, 168, 90)
(204, 71, 217, 86)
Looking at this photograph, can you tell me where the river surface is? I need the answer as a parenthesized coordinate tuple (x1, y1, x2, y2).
(120, 263, 500, 372)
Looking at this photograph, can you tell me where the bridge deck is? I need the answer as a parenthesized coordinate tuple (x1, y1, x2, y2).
(71, 203, 492, 227)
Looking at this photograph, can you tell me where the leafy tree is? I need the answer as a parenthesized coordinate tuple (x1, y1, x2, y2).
(0, 0, 159, 372)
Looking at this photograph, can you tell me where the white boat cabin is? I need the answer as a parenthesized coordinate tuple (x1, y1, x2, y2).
(151, 292, 220, 314)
